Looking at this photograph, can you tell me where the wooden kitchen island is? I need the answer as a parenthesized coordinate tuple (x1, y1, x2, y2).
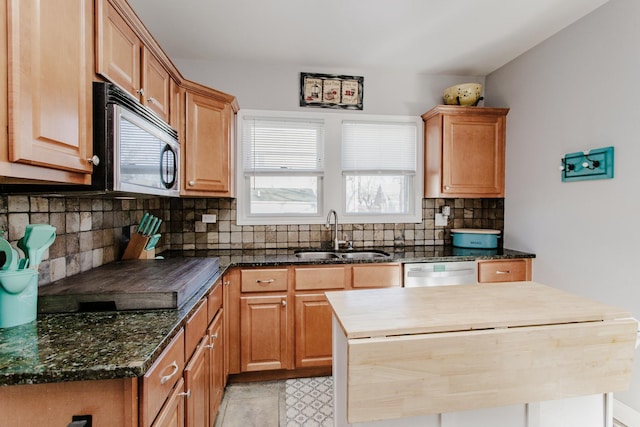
(326, 282, 637, 427)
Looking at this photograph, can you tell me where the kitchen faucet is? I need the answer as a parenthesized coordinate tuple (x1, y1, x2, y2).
(326, 209, 339, 251)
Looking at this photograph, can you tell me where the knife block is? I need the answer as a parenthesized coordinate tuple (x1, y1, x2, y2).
(122, 233, 155, 260)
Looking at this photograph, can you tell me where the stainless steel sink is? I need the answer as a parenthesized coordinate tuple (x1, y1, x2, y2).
(294, 249, 391, 260)
(339, 251, 390, 259)
(294, 251, 341, 260)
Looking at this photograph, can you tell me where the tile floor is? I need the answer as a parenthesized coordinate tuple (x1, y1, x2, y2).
(213, 380, 287, 427)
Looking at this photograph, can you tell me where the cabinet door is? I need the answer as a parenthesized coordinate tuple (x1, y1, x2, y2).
(7, 0, 93, 176)
(441, 112, 505, 197)
(295, 294, 333, 368)
(152, 378, 185, 427)
(96, 0, 142, 97)
(208, 310, 224, 422)
(183, 338, 209, 427)
(240, 295, 289, 372)
(351, 263, 402, 288)
(184, 91, 233, 195)
(142, 47, 171, 122)
(477, 259, 532, 283)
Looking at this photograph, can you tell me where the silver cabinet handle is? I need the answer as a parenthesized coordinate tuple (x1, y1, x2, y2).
(444, 185, 451, 190)
(224, 280, 230, 286)
(136, 88, 145, 96)
(204, 343, 214, 349)
(495, 270, 511, 274)
(281, 300, 286, 307)
(148, 96, 155, 104)
(188, 180, 195, 186)
(87, 155, 100, 166)
(160, 360, 179, 384)
(211, 332, 218, 340)
(256, 279, 275, 284)
(178, 389, 191, 398)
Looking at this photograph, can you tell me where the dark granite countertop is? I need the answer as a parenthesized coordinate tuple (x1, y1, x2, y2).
(0, 246, 534, 387)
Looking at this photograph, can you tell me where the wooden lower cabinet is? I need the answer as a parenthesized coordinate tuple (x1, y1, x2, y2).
(240, 294, 291, 372)
(477, 258, 532, 283)
(208, 310, 225, 422)
(228, 263, 403, 375)
(152, 378, 186, 427)
(295, 294, 333, 368)
(0, 378, 138, 426)
(183, 338, 209, 427)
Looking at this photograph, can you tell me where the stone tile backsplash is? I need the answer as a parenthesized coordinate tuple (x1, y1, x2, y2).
(0, 195, 503, 284)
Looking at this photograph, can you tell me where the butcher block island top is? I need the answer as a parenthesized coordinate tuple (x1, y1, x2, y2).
(326, 281, 632, 339)
(326, 282, 638, 426)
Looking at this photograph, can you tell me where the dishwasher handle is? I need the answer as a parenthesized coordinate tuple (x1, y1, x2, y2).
(406, 268, 475, 278)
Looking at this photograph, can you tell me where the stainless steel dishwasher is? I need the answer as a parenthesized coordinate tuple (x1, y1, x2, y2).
(403, 260, 478, 287)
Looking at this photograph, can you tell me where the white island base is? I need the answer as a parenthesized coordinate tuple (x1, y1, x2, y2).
(327, 283, 636, 427)
(333, 317, 612, 427)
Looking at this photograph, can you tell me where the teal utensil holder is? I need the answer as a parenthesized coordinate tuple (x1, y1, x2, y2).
(0, 269, 38, 328)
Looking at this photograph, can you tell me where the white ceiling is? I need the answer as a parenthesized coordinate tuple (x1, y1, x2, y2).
(128, 0, 609, 76)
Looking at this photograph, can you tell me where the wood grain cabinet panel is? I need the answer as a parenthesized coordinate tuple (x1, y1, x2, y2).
(295, 294, 333, 368)
(152, 378, 185, 427)
(294, 265, 347, 290)
(183, 338, 209, 427)
(422, 106, 509, 198)
(241, 268, 288, 293)
(240, 294, 290, 372)
(208, 310, 225, 421)
(477, 259, 532, 283)
(96, 0, 171, 123)
(184, 87, 235, 196)
(351, 263, 402, 288)
(141, 329, 185, 427)
(4, 0, 94, 182)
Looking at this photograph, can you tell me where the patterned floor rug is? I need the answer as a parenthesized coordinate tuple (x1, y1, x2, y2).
(285, 376, 334, 427)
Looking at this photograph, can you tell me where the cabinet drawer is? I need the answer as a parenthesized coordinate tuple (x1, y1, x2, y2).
(477, 259, 531, 283)
(141, 328, 185, 427)
(208, 278, 223, 323)
(294, 266, 346, 290)
(352, 263, 402, 288)
(185, 299, 208, 361)
(241, 268, 288, 293)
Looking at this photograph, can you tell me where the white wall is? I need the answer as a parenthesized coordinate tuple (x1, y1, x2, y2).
(174, 59, 484, 116)
(486, 0, 640, 412)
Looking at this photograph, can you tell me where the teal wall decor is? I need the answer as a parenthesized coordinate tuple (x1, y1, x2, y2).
(560, 146, 614, 182)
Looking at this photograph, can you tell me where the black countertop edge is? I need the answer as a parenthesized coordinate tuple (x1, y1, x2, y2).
(161, 246, 535, 269)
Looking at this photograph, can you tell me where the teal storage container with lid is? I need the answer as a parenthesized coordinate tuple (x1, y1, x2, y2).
(451, 228, 501, 249)
(0, 269, 38, 328)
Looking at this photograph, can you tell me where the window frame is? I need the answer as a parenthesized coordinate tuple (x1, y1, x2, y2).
(236, 109, 423, 225)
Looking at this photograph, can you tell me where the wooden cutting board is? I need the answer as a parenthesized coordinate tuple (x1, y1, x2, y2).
(38, 258, 219, 313)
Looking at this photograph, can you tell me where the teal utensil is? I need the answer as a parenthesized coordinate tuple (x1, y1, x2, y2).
(145, 217, 158, 236)
(20, 224, 56, 268)
(0, 238, 14, 270)
(137, 213, 150, 233)
(150, 218, 162, 235)
(145, 234, 161, 250)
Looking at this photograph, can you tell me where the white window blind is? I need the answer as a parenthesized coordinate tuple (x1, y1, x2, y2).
(342, 121, 417, 173)
(243, 117, 324, 173)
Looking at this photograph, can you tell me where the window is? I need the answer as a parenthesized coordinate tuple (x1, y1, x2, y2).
(237, 110, 422, 225)
(241, 116, 324, 218)
(342, 121, 417, 216)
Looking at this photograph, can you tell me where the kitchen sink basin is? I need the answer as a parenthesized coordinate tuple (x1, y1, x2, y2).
(294, 249, 391, 260)
(294, 251, 341, 260)
(339, 251, 390, 259)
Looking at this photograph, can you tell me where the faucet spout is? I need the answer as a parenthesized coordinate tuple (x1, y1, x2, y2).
(326, 209, 339, 251)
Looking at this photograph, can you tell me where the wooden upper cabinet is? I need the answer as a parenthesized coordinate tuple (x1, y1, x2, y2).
(96, 0, 171, 123)
(96, 0, 141, 96)
(183, 81, 238, 197)
(422, 106, 509, 198)
(2, 0, 94, 183)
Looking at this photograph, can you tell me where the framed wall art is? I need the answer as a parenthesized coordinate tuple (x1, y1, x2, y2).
(300, 72, 364, 110)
